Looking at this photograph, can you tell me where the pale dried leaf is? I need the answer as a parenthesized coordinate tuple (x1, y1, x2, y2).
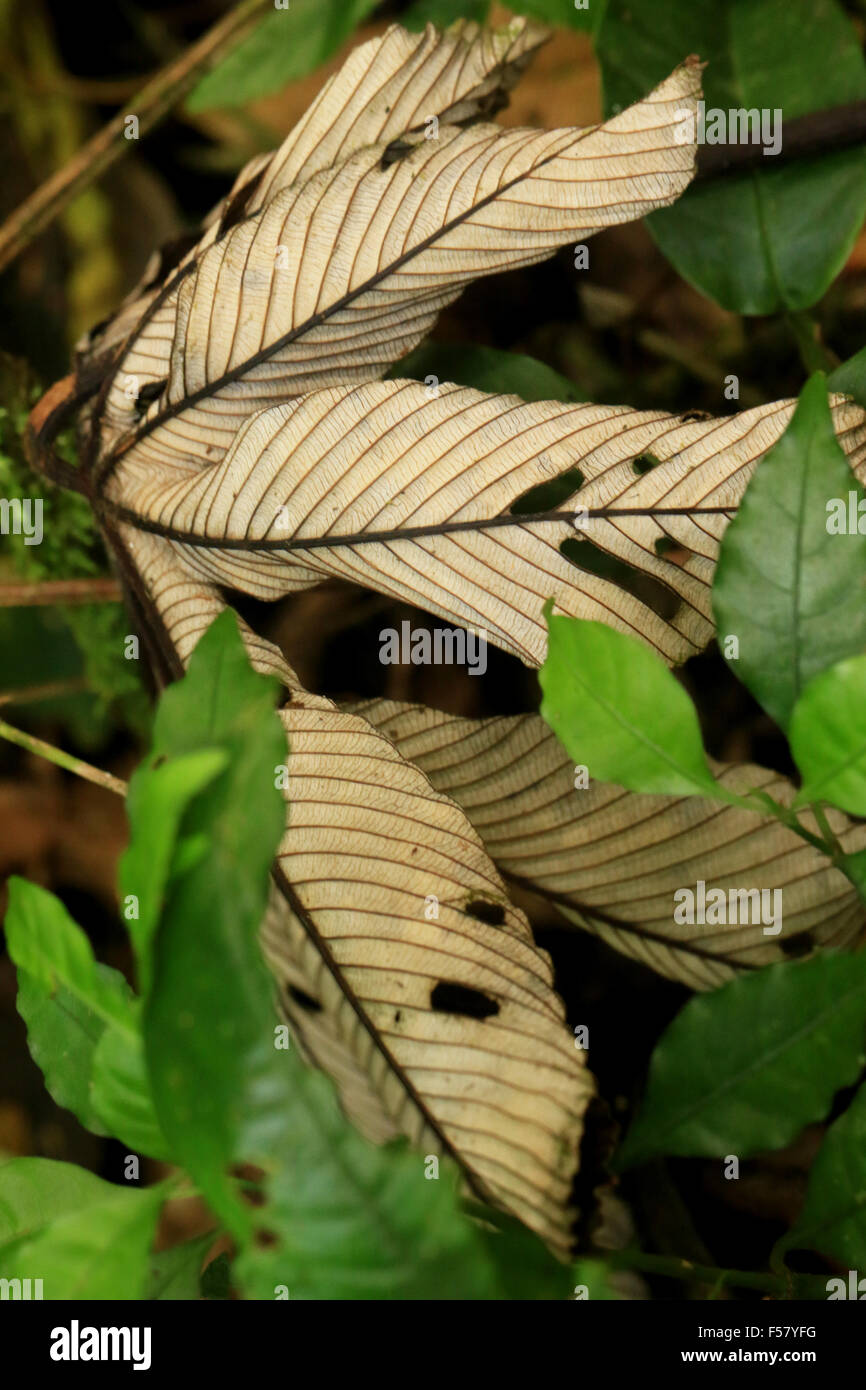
(122, 526, 593, 1253)
(352, 699, 866, 990)
(107, 380, 866, 668)
(93, 54, 701, 466)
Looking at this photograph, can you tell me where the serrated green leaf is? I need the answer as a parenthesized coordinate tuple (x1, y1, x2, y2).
(615, 954, 866, 1170)
(713, 374, 866, 731)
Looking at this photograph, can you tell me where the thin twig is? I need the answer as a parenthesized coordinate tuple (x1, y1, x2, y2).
(0, 717, 127, 796)
(0, 679, 89, 706)
(0, 0, 270, 275)
(0, 577, 122, 606)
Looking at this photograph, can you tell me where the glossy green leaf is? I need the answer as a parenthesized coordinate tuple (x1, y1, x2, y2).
(616, 954, 866, 1170)
(598, 0, 866, 312)
(791, 654, 866, 814)
(188, 0, 379, 112)
(713, 373, 866, 730)
(539, 608, 727, 799)
(782, 1083, 866, 1267)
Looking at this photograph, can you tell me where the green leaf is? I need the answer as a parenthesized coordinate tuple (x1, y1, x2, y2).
(519, 0, 606, 34)
(0, 1157, 111, 1262)
(188, 0, 379, 111)
(791, 654, 866, 814)
(90, 1028, 173, 1161)
(235, 1046, 568, 1300)
(403, 0, 490, 30)
(829, 347, 866, 411)
(782, 1083, 866, 1267)
(145, 1232, 216, 1300)
(615, 954, 866, 1170)
(598, 0, 866, 313)
(713, 373, 866, 730)
(388, 342, 585, 402)
(0, 1160, 164, 1300)
(143, 612, 288, 1239)
(14, 970, 111, 1137)
(5, 878, 169, 1158)
(539, 608, 726, 799)
(5, 878, 131, 1030)
(120, 747, 229, 996)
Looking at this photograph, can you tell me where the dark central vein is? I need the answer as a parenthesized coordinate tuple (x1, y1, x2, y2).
(99, 503, 735, 552)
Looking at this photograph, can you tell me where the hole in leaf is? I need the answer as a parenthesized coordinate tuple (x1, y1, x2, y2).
(654, 536, 679, 557)
(510, 467, 584, 515)
(559, 537, 681, 620)
(132, 379, 167, 416)
(779, 933, 814, 959)
(286, 984, 322, 1013)
(679, 410, 712, 423)
(631, 452, 661, 475)
(465, 899, 506, 926)
(430, 981, 499, 1020)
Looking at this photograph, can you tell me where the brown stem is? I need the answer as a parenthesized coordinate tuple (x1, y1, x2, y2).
(697, 100, 866, 180)
(0, 0, 270, 276)
(0, 577, 122, 606)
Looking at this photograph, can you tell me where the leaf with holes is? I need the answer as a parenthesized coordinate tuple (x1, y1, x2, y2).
(25, 17, 866, 1256)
